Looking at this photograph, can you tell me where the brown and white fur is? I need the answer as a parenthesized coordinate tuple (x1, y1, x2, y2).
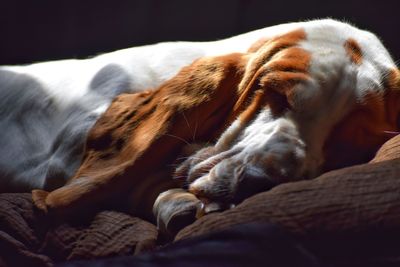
(28, 19, 399, 235)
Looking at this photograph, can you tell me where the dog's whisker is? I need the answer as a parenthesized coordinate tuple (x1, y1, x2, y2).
(193, 120, 198, 141)
(175, 156, 191, 161)
(182, 111, 190, 127)
(163, 134, 190, 145)
(172, 175, 188, 179)
(383, 130, 400, 135)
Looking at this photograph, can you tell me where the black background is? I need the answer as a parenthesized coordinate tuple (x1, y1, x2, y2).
(1, 0, 399, 65)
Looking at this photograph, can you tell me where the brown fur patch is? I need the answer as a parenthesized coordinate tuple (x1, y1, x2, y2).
(232, 29, 307, 118)
(344, 38, 363, 65)
(260, 47, 311, 113)
(237, 90, 266, 123)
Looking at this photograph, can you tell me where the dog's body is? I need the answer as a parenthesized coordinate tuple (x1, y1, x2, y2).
(1, 19, 399, 233)
(0, 19, 322, 192)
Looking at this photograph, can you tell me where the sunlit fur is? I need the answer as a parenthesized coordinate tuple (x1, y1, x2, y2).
(0, 19, 322, 192)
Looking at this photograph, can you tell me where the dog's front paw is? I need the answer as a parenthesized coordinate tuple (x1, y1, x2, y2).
(180, 118, 310, 208)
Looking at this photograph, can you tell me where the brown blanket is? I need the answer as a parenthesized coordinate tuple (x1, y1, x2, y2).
(0, 194, 157, 266)
(1, 134, 399, 266)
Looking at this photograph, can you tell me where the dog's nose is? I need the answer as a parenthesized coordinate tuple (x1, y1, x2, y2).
(233, 166, 276, 203)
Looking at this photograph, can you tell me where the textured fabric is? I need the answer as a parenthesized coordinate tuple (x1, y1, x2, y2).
(0, 193, 52, 267)
(59, 222, 400, 267)
(58, 223, 322, 267)
(0, 194, 158, 267)
(371, 134, 400, 163)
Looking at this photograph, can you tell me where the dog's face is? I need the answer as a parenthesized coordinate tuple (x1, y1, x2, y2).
(173, 28, 400, 209)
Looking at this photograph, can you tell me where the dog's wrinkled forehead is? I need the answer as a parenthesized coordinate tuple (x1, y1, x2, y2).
(229, 29, 309, 124)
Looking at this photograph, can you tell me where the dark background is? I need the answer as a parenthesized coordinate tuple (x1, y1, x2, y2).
(1, 0, 399, 65)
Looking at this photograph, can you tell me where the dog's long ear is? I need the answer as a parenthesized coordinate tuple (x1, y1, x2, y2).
(212, 29, 309, 152)
(258, 46, 311, 115)
(32, 53, 247, 218)
(231, 29, 309, 118)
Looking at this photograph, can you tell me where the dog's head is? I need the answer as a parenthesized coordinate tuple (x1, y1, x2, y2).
(175, 30, 400, 207)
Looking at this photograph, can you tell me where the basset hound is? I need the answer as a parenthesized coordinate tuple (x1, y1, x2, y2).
(3, 19, 399, 235)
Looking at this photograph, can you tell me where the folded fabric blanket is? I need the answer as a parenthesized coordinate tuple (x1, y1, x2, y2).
(0, 193, 157, 266)
(59, 222, 400, 267)
(58, 223, 323, 267)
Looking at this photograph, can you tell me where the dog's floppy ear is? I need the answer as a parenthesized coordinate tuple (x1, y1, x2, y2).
(210, 29, 310, 152)
(231, 29, 309, 117)
(32, 53, 248, 218)
(258, 46, 311, 114)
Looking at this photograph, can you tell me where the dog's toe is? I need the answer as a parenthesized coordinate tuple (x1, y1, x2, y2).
(153, 189, 202, 236)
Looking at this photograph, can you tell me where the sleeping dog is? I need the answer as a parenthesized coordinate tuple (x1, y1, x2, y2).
(1, 20, 286, 193)
(2, 19, 399, 234)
